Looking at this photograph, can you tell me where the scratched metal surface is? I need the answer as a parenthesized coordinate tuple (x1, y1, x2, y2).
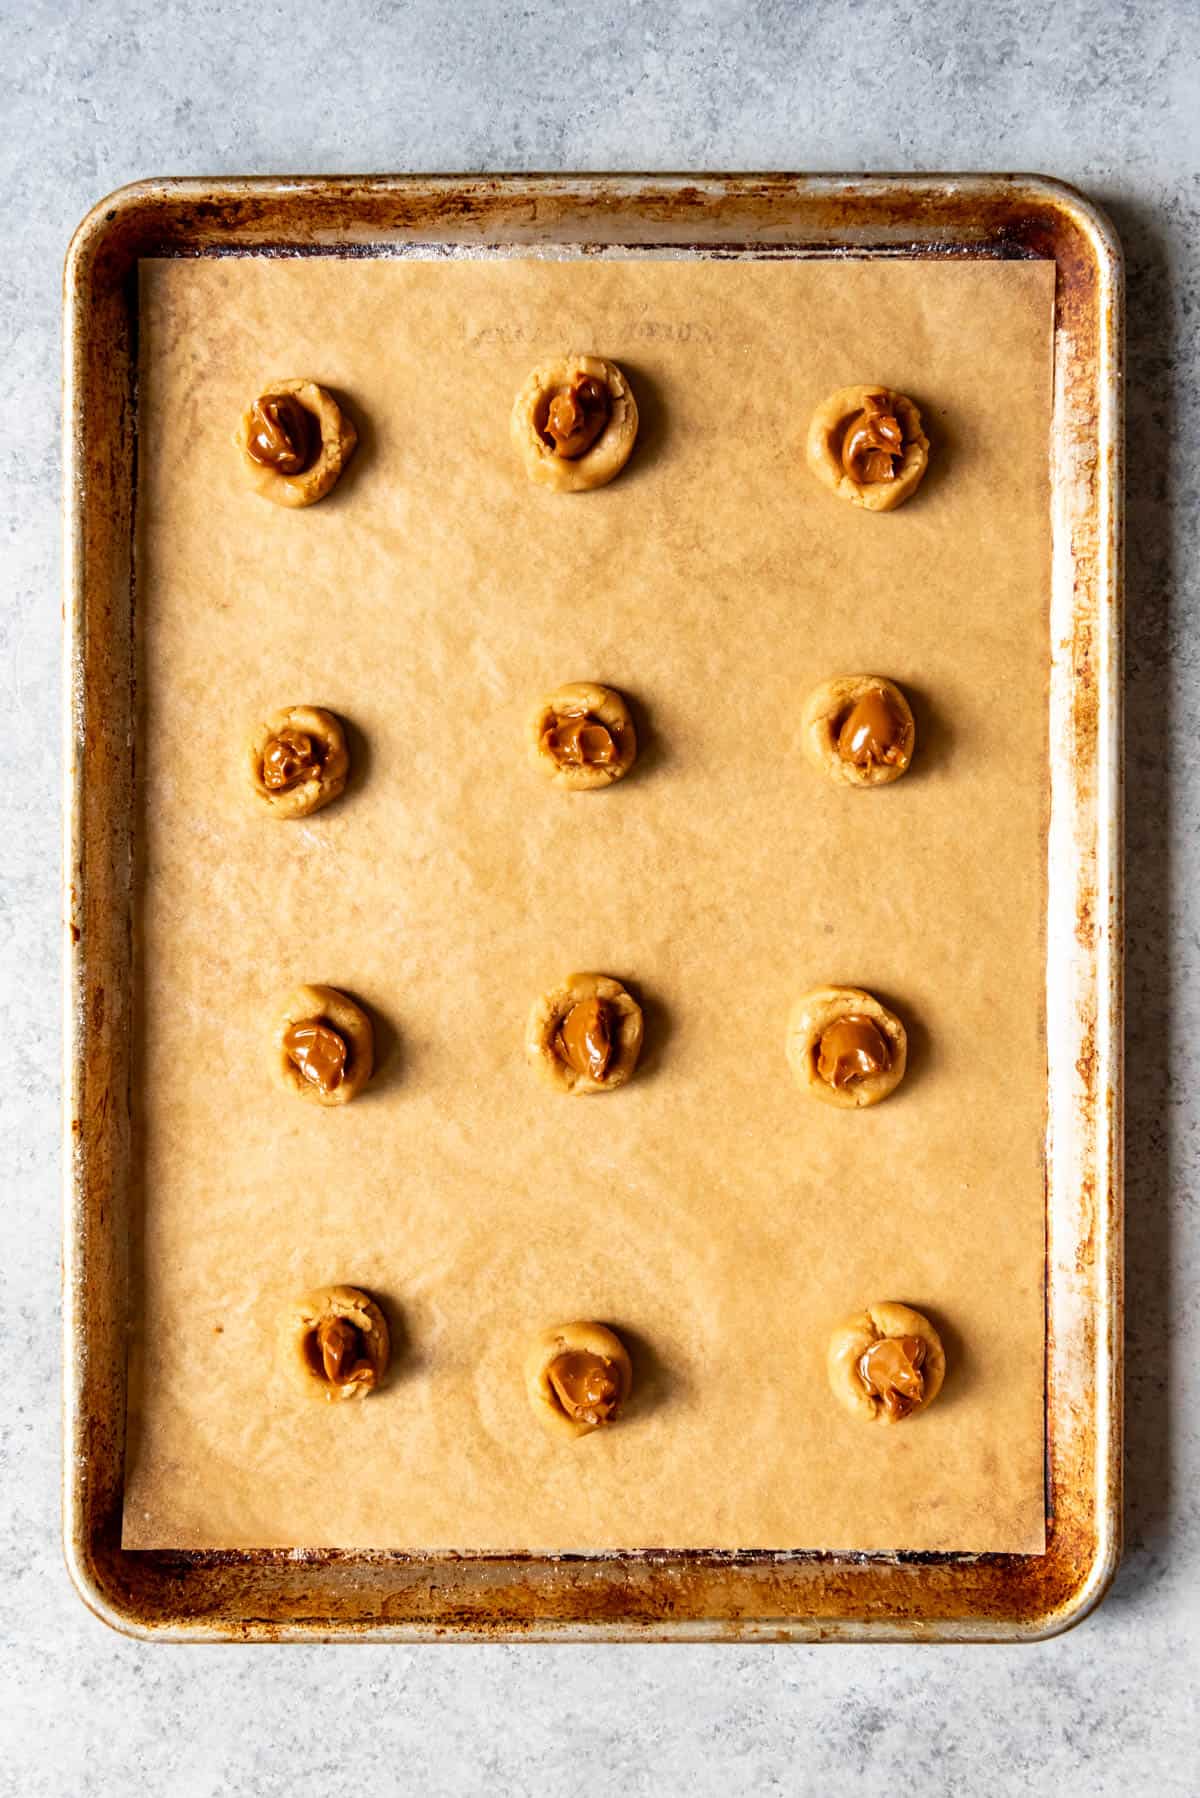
(62, 174, 1122, 1642)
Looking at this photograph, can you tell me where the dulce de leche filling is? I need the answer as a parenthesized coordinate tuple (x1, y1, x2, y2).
(261, 727, 324, 792)
(246, 392, 317, 476)
(554, 997, 614, 1082)
(537, 375, 612, 459)
(816, 1014, 893, 1089)
(542, 709, 620, 770)
(841, 392, 904, 485)
(836, 688, 911, 773)
(311, 1315, 371, 1386)
(858, 1334, 927, 1419)
(284, 1019, 348, 1094)
(548, 1350, 622, 1426)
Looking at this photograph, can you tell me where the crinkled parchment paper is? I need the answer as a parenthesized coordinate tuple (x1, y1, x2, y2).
(123, 254, 1053, 1551)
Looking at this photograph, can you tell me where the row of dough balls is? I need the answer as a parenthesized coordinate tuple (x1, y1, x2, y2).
(272, 978, 906, 1109)
(248, 671, 916, 825)
(236, 363, 930, 510)
(285, 1289, 947, 1431)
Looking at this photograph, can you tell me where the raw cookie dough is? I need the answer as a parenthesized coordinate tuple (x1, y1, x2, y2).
(529, 681, 638, 790)
(787, 985, 907, 1109)
(248, 705, 350, 819)
(511, 354, 639, 492)
(274, 984, 374, 1107)
(802, 675, 916, 788)
(524, 1321, 634, 1439)
(282, 1284, 391, 1402)
(235, 378, 357, 508)
(827, 1300, 946, 1423)
(526, 972, 644, 1095)
(806, 384, 929, 512)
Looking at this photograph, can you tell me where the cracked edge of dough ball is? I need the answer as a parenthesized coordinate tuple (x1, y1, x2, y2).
(248, 705, 350, 819)
(528, 681, 638, 790)
(805, 384, 929, 512)
(510, 354, 639, 492)
(524, 1320, 634, 1439)
(826, 1300, 946, 1423)
(273, 983, 374, 1107)
(526, 972, 644, 1095)
(235, 378, 357, 508)
(786, 985, 908, 1109)
(281, 1283, 392, 1403)
(801, 675, 916, 789)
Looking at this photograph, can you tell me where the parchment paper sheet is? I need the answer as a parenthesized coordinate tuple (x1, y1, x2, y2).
(124, 254, 1053, 1551)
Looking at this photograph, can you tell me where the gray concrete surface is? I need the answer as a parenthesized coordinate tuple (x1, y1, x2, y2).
(1, 1, 1196, 1792)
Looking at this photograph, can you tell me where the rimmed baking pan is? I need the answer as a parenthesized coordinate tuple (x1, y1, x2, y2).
(63, 174, 1122, 1640)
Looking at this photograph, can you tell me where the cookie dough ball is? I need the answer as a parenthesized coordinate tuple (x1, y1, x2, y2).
(802, 676, 915, 788)
(527, 973, 644, 1095)
(248, 706, 350, 819)
(525, 1321, 633, 1439)
(274, 984, 374, 1107)
(530, 682, 638, 790)
(787, 986, 907, 1109)
(511, 354, 638, 492)
(807, 385, 929, 512)
(235, 379, 357, 508)
(282, 1284, 391, 1402)
(827, 1300, 946, 1423)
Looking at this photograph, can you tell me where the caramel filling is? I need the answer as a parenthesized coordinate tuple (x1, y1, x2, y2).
(246, 392, 317, 476)
(542, 709, 619, 769)
(261, 728, 324, 792)
(836, 688, 911, 772)
(284, 1019, 348, 1094)
(538, 376, 612, 459)
(312, 1315, 370, 1386)
(841, 392, 904, 484)
(816, 1014, 892, 1089)
(548, 1350, 622, 1426)
(858, 1335, 927, 1419)
(555, 997, 614, 1082)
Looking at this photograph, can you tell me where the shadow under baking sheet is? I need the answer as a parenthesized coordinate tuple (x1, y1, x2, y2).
(1090, 194, 1174, 1618)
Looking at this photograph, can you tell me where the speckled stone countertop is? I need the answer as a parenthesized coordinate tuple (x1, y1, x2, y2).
(2, 2, 1196, 1791)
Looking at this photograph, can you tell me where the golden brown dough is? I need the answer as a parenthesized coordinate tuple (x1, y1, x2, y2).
(274, 984, 374, 1107)
(524, 1321, 633, 1438)
(786, 985, 907, 1109)
(806, 384, 929, 511)
(802, 675, 916, 788)
(527, 972, 644, 1095)
(248, 705, 350, 819)
(511, 354, 638, 492)
(235, 378, 357, 507)
(529, 682, 638, 790)
(827, 1300, 946, 1423)
(282, 1284, 391, 1402)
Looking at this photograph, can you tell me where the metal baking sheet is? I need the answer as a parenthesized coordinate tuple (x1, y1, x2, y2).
(62, 173, 1123, 1641)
